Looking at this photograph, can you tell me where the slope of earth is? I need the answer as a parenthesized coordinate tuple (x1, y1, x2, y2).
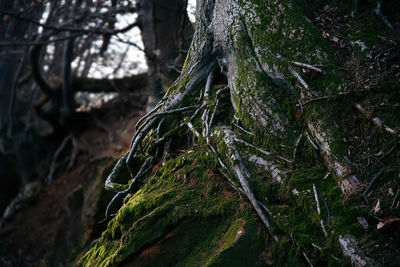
(0, 95, 147, 266)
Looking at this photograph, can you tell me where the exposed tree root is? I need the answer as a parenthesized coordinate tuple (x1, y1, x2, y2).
(47, 134, 72, 184)
(101, 156, 153, 222)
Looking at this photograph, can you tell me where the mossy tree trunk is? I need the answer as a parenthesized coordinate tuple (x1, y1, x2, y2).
(79, 0, 388, 266)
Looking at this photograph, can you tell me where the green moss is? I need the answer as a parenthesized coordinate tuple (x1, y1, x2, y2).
(206, 219, 267, 267)
(78, 151, 269, 266)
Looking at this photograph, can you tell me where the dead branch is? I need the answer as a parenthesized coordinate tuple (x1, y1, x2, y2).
(313, 184, 328, 237)
(362, 168, 385, 203)
(0, 10, 140, 36)
(355, 103, 398, 137)
(30, 43, 60, 101)
(293, 133, 303, 163)
(72, 73, 149, 93)
(305, 131, 319, 151)
(292, 61, 324, 74)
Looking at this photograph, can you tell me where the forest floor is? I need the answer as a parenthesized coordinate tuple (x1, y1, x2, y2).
(0, 0, 399, 266)
(307, 1, 400, 264)
(0, 95, 147, 266)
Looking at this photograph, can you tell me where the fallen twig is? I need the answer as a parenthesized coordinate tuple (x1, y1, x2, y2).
(293, 133, 303, 163)
(355, 103, 398, 137)
(232, 122, 254, 136)
(313, 184, 328, 237)
(305, 131, 319, 151)
(302, 251, 314, 267)
(302, 96, 329, 105)
(292, 61, 324, 74)
(321, 198, 331, 223)
(362, 168, 385, 203)
(391, 189, 399, 209)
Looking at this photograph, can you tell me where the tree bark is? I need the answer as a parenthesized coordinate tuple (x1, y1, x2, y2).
(138, 0, 194, 107)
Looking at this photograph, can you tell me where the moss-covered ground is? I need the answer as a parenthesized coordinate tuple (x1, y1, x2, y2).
(79, 150, 273, 266)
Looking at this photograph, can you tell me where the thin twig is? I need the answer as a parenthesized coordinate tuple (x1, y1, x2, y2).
(306, 131, 319, 151)
(203, 69, 215, 105)
(292, 61, 324, 73)
(302, 251, 314, 267)
(184, 118, 201, 138)
(232, 122, 254, 136)
(322, 198, 331, 223)
(313, 184, 321, 215)
(0, 10, 140, 36)
(222, 129, 278, 242)
(127, 156, 153, 192)
(391, 190, 399, 209)
(257, 200, 272, 216)
(355, 103, 398, 137)
(156, 118, 165, 139)
(362, 168, 385, 203)
(293, 133, 303, 163)
(208, 98, 219, 129)
(302, 96, 329, 105)
(313, 184, 328, 237)
(233, 138, 271, 156)
(0, 32, 83, 46)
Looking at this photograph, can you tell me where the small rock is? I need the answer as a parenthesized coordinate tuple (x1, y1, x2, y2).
(357, 217, 369, 231)
(340, 176, 360, 195)
(350, 40, 368, 52)
(292, 189, 299, 196)
(389, 188, 394, 196)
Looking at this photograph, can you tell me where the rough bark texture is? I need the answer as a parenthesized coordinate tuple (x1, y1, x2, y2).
(79, 0, 399, 266)
(138, 0, 194, 106)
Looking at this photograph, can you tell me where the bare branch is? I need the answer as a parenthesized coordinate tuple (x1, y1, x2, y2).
(72, 73, 149, 93)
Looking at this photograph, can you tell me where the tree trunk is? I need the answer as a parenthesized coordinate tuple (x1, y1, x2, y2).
(138, 0, 194, 109)
(79, 0, 397, 266)
(0, 0, 42, 139)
